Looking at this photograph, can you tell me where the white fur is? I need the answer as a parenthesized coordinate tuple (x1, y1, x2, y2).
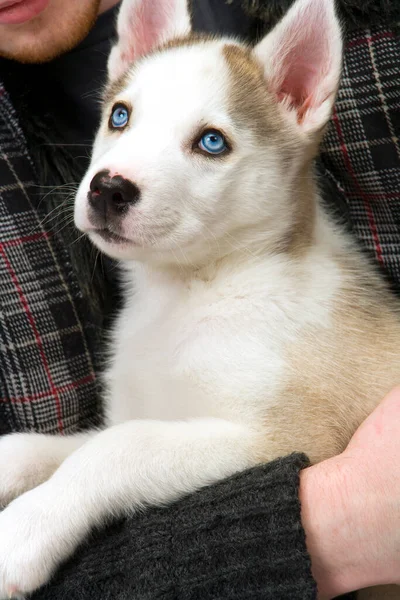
(0, 0, 345, 597)
(106, 235, 339, 425)
(0, 433, 92, 507)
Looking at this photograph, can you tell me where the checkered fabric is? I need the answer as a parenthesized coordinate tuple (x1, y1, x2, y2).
(0, 85, 102, 435)
(320, 24, 400, 293)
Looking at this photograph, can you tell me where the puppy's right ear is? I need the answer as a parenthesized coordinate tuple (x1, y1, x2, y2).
(252, 0, 342, 135)
(108, 0, 191, 82)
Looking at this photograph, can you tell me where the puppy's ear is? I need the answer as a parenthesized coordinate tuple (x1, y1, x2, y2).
(253, 0, 342, 135)
(108, 0, 191, 82)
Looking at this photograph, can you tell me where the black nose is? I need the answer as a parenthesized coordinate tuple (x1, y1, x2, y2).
(88, 170, 140, 217)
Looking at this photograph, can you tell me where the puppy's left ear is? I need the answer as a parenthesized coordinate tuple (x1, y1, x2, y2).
(108, 0, 191, 82)
(253, 0, 342, 135)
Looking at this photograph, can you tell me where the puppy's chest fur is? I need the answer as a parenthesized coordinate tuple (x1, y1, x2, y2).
(107, 269, 276, 424)
(106, 221, 400, 464)
(107, 241, 345, 425)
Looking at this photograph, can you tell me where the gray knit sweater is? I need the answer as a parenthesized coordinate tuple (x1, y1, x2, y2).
(31, 455, 317, 600)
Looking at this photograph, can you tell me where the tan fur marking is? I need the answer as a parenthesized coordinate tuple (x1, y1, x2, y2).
(222, 44, 283, 142)
(103, 70, 132, 107)
(285, 164, 317, 255)
(263, 250, 400, 464)
(158, 32, 217, 52)
(222, 44, 316, 254)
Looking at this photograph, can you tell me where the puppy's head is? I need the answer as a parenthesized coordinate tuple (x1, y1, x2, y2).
(75, 0, 342, 265)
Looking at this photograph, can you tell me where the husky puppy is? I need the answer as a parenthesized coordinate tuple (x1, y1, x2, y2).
(0, 0, 398, 597)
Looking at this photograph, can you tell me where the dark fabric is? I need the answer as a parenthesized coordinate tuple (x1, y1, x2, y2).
(239, 0, 400, 32)
(31, 455, 317, 600)
(192, 0, 256, 39)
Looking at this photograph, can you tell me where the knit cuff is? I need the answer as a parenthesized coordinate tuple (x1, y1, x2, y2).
(167, 453, 316, 600)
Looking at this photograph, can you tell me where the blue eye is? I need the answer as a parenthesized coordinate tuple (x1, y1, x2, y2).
(198, 130, 227, 155)
(110, 104, 129, 129)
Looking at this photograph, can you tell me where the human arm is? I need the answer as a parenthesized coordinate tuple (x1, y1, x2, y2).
(300, 386, 400, 598)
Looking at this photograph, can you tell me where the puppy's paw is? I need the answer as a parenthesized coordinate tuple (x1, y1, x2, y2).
(0, 485, 69, 599)
(0, 434, 60, 507)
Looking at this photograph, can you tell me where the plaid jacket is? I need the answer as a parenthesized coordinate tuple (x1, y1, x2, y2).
(0, 22, 400, 436)
(0, 87, 102, 435)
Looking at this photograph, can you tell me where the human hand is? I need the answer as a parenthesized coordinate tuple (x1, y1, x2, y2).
(300, 386, 400, 598)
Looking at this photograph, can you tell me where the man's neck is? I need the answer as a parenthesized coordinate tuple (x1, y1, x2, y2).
(99, 0, 120, 14)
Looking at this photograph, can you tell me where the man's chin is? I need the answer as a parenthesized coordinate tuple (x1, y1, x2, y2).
(0, 40, 87, 64)
(0, 0, 101, 63)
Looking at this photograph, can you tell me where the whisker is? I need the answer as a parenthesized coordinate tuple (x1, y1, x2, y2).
(91, 250, 100, 282)
(70, 232, 87, 245)
(29, 195, 75, 235)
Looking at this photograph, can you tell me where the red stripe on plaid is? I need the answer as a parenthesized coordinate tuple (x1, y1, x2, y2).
(345, 191, 400, 201)
(347, 31, 394, 49)
(3, 232, 50, 247)
(0, 243, 64, 431)
(0, 373, 95, 404)
(332, 109, 384, 265)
